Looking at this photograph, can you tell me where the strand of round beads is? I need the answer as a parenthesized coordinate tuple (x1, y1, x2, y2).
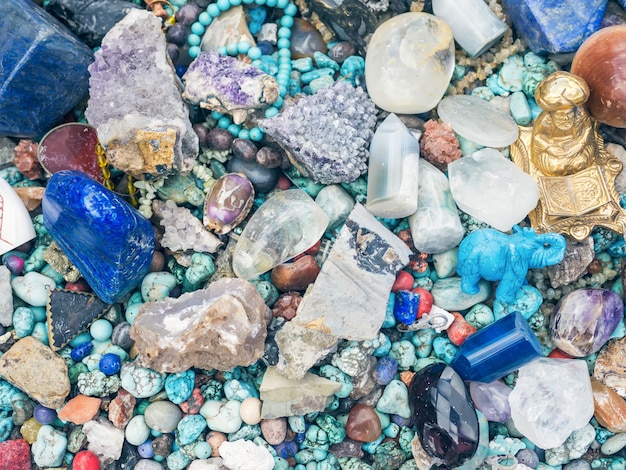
(185, 0, 297, 139)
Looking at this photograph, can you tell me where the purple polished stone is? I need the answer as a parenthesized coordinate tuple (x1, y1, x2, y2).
(550, 288, 624, 357)
(203, 173, 254, 235)
(33, 405, 57, 425)
(469, 381, 512, 423)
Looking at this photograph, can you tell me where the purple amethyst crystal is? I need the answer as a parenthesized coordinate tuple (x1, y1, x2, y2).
(409, 363, 479, 468)
(203, 173, 254, 235)
(469, 381, 512, 423)
(259, 81, 377, 184)
(182, 51, 279, 124)
(550, 288, 624, 357)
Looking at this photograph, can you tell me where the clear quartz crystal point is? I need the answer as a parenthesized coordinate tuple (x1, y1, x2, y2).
(432, 0, 507, 57)
(409, 159, 464, 254)
(366, 114, 420, 218)
(232, 189, 329, 280)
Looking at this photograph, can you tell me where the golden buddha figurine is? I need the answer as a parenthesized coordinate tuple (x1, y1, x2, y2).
(510, 71, 626, 241)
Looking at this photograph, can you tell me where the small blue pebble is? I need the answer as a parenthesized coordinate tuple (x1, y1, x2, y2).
(138, 440, 154, 458)
(175, 65, 188, 78)
(70, 341, 93, 362)
(99, 353, 122, 376)
(391, 414, 411, 427)
(393, 290, 420, 325)
(274, 440, 298, 459)
(295, 432, 306, 444)
(257, 41, 274, 56)
(33, 405, 57, 425)
(372, 356, 398, 385)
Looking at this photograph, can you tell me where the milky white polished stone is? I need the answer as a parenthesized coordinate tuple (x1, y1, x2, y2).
(365, 13, 455, 114)
(448, 148, 539, 232)
(366, 114, 420, 218)
(0, 177, 36, 256)
(437, 95, 519, 147)
(432, 0, 507, 57)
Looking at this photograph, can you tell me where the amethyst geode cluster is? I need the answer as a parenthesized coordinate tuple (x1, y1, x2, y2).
(259, 81, 377, 184)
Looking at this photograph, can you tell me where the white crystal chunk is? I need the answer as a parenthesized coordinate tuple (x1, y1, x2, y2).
(432, 0, 507, 57)
(409, 159, 464, 254)
(366, 114, 420, 218)
(437, 95, 519, 147)
(233, 189, 329, 280)
(365, 13, 455, 114)
(0, 177, 36, 256)
(448, 148, 539, 232)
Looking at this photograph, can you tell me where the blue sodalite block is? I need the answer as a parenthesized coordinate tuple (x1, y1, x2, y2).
(42, 171, 154, 304)
(451, 311, 543, 383)
(0, 0, 93, 137)
(501, 0, 607, 54)
(393, 290, 419, 325)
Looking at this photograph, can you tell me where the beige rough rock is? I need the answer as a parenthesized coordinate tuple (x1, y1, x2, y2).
(0, 336, 69, 408)
(131, 278, 268, 373)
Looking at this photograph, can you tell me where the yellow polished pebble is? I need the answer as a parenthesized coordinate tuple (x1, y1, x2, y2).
(21, 417, 43, 444)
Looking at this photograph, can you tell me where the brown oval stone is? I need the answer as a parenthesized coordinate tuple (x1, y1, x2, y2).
(271, 255, 320, 291)
(346, 404, 382, 442)
(592, 380, 626, 432)
(108, 388, 136, 429)
(256, 147, 283, 168)
(207, 431, 227, 457)
(207, 128, 234, 151)
(261, 417, 288, 445)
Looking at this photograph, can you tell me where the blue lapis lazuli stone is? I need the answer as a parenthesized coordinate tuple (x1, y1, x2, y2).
(0, 0, 93, 137)
(451, 311, 543, 383)
(42, 171, 154, 304)
(393, 290, 419, 325)
(501, 0, 607, 54)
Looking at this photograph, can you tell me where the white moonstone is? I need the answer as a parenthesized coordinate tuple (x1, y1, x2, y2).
(437, 95, 519, 147)
(432, 0, 507, 57)
(409, 159, 464, 254)
(509, 358, 594, 449)
(219, 440, 274, 470)
(366, 114, 420, 218)
(0, 177, 36, 256)
(365, 13, 455, 114)
(448, 149, 539, 232)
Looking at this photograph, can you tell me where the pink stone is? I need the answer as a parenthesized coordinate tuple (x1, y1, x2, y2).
(0, 439, 31, 470)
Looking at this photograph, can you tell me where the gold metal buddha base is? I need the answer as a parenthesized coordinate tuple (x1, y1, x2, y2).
(510, 71, 626, 241)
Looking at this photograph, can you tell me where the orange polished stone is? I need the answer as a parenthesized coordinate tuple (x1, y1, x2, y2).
(271, 255, 320, 291)
(571, 25, 626, 128)
(345, 404, 382, 442)
(446, 312, 476, 346)
(58, 395, 101, 424)
(592, 380, 626, 432)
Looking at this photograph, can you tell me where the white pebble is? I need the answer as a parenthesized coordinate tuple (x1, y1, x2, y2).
(239, 397, 262, 425)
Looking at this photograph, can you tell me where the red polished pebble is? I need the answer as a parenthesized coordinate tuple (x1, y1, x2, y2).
(180, 387, 205, 414)
(65, 279, 92, 292)
(345, 404, 382, 442)
(72, 450, 101, 470)
(392, 270, 414, 292)
(0, 439, 31, 470)
(548, 348, 573, 359)
(38, 123, 104, 181)
(412, 287, 433, 318)
(276, 174, 292, 190)
(447, 312, 476, 346)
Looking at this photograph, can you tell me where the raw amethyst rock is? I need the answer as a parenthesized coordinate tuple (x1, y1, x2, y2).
(259, 81, 377, 184)
(469, 381, 512, 423)
(550, 288, 624, 357)
(203, 173, 254, 235)
(409, 363, 479, 468)
(182, 51, 279, 125)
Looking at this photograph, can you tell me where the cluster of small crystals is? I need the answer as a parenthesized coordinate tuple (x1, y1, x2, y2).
(259, 81, 376, 184)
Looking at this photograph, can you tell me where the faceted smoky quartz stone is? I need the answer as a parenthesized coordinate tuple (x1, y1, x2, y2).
(408, 363, 479, 467)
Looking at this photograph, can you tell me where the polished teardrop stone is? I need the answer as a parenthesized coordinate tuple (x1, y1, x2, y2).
(290, 18, 327, 59)
(38, 123, 103, 182)
(203, 173, 254, 235)
(345, 404, 382, 442)
(408, 363, 479, 468)
(592, 380, 626, 433)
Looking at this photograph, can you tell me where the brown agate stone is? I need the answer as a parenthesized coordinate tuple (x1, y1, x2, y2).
(592, 380, 626, 432)
(345, 404, 382, 442)
(572, 25, 626, 128)
(271, 255, 320, 291)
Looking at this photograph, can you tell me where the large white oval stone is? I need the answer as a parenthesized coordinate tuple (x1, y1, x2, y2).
(365, 13, 455, 114)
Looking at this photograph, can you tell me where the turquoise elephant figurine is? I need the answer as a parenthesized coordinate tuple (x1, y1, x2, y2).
(457, 225, 566, 303)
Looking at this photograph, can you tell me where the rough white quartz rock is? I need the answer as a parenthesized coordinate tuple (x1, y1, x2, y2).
(83, 418, 125, 465)
(365, 13, 455, 114)
(0, 266, 12, 327)
(366, 113, 420, 218)
(432, 0, 507, 57)
(508, 358, 594, 449)
(448, 148, 539, 232)
(437, 95, 519, 147)
(409, 159, 464, 254)
(85, 9, 198, 177)
(219, 439, 275, 470)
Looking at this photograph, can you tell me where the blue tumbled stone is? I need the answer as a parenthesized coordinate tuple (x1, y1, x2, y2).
(70, 341, 93, 362)
(0, 0, 93, 137)
(42, 171, 154, 304)
(501, 0, 607, 54)
(393, 290, 419, 325)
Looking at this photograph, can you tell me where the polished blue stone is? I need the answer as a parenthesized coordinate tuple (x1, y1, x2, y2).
(451, 311, 543, 383)
(99, 353, 122, 376)
(70, 341, 93, 362)
(501, 0, 607, 54)
(393, 290, 419, 325)
(1, 0, 93, 137)
(42, 171, 154, 304)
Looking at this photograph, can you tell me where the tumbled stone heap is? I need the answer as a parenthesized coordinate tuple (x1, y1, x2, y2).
(85, 9, 198, 179)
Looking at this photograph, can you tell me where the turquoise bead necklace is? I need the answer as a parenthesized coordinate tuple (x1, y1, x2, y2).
(185, 0, 298, 140)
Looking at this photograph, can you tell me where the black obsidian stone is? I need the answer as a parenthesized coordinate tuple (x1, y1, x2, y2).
(408, 363, 479, 468)
(227, 156, 280, 194)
